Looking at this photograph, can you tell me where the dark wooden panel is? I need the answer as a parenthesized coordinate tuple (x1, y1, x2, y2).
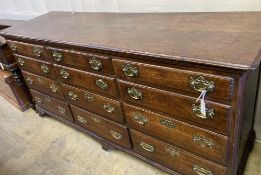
(71, 105, 131, 148)
(113, 58, 233, 101)
(30, 89, 74, 122)
(13, 54, 57, 80)
(125, 103, 228, 165)
(130, 129, 227, 175)
(54, 64, 118, 97)
(22, 71, 65, 100)
(61, 83, 124, 123)
(118, 80, 231, 133)
(46, 47, 113, 74)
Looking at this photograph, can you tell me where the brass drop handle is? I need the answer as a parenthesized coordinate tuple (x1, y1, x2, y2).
(103, 103, 114, 113)
(26, 76, 33, 85)
(17, 58, 25, 66)
(140, 142, 154, 152)
(60, 69, 70, 79)
(89, 57, 102, 70)
(110, 130, 122, 140)
(10, 43, 17, 52)
(32, 47, 42, 57)
(52, 50, 63, 62)
(41, 64, 49, 74)
(192, 165, 213, 175)
(50, 84, 58, 93)
(122, 64, 138, 77)
(160, 119, 175, 129)
(190, 76, 215, 93)
(96, 79, 108, 90)
(58, 106, 66, 114)
(193, 134, 214, 148)
(69, 91, 78, 101)
(35, 97, 42, 103)
(127, 87, 143, 100)
(133, 113, 148, 125)
(192, 104, 214, 119)
(77, 115, 87, 124)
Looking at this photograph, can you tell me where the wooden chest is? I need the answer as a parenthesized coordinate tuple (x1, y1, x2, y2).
(1, 12, 260, 175)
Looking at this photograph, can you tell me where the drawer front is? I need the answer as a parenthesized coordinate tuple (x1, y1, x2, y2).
(71, 105, 131, 148)
(31, 89, 74, 122)
(118, 80, 230, 133)
(46, 47, 113, 74)
(14, 54, 57, 79)
(61, 83, 124, 123)
(130, 130, 226, 175)
(22, 71, 65, 100)
(54, 64, 118, 97)
(113, 59, 233, 101)
(125, 104, 228, 164)
(7, 40, 46, 60)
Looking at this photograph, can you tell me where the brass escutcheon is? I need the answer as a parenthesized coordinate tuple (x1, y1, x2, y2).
(140, 142, 154, 152)
(133, 113, 148, 125)
(122, 64, 138, 77)
(17, 58, 25, 66)
(35, 97, 41, 103)
(68, 91, 78, 101)
(127, 87, 142, 100)
(32, 47, 42, 57)
(26, 76, 33, 85)
(52, 50, 63, 62)
(84, 92, 94, 102)
(50, 84, 58, 93)
(160, 119, 175, 129)
(192, 165, 213, 175)
(110, 130, 122, 140)
(77, 115, 87, 124)
(96, 79, 108, 90)
(58, 106, 66, 114)
(103, 103, 114, 113)
(192, 104, 214, 119)
(10, 43, 17, 52)
(89, 57, 102, 70)
(60, 69, 69, 79)
(41, 64, 49, 74)
(165, 146, 180, 157)
(193, 134, 214, 148)
(190, 76, 215, 93)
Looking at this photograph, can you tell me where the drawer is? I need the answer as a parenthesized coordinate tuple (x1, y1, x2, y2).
(130, 130, 226, 175)
(46, 47, 113, 74)
(14, 54, 57, 80)
(7, 40, 47, 60)
(125, 104, 228, 165)
(22, 71, 65, 100)
(118, 80, 230, 133)
(113, 59, 234, 101)
(61, 83, 124, 123)
(31, 89, 74, 122)
(54, 64, 118, 97)
(71, 105, 131, 149)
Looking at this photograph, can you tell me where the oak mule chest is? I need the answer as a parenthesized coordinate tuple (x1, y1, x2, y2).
(1, 12, 260, 175)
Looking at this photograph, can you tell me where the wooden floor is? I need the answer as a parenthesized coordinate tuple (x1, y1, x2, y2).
(0, 95, 260, 175)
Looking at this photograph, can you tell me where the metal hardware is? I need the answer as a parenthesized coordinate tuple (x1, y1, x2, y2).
(69, 91, 78, 101)
(127, 87, 142, 100)
(122, 64, 138, 77)
(103, 103, 114, 113)
(110, 130, 122, 140)
(35, 97, 41, 103)
(45, 97, 52, 103)
(84, 92, 94, 102)
(140, 142, 154, 152)
(190, 76, 215, 93)
(60, 69, 69, 79)
(41, 64, 49, 74)
(26, 76, 33, 85)
(165, 146, 180, 157)
(76, 115, 87, 124)
(37, 77, 43, 84)
(192, 104, 214, 119)
(96, 79, 108, 90)
(193, 134, 214, 148)
(32, 47, 42, 57)
(17, 58, 25, 66)
(52, 50, 63, 62)
(89, 57, 102, 70)
(160, 119, 175, 129)
(133, 113, 148, 125)
(50, 84, 58, 93)
(10, 43, 17, 52)
(58, 106, 66, 114)
(91, 116, 100, 123)
(192, 165, 213, 175)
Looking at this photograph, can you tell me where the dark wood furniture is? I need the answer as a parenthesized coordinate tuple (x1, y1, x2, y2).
(1, 12, 260, 175)
(0, 20, 32, 111)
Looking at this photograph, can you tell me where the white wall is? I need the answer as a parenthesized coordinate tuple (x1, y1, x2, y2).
(0, 0, 261, 20)
(0, 0, 261, 141)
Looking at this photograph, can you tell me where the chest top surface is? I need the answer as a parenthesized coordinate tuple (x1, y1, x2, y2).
(1, 12, 261, 70)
